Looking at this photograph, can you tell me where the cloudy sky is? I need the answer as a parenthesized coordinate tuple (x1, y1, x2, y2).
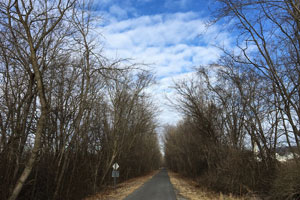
(93, 0, 231, 126)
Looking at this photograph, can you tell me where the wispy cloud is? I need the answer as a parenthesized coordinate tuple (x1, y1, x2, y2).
(96, 11, 231, 125)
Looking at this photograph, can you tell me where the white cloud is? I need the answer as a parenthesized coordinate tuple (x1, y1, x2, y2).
(96, 12, 231, 125)
(103, 12, 206, 47)
(145, 71, 196, 126)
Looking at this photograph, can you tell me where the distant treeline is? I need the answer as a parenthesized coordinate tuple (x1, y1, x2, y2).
(164, 0, 300, 199)
(0, 1, 161, 200)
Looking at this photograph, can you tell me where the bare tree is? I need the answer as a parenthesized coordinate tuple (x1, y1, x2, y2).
(0, 1, 75, 199)
(0, 1, 161, 199)
(165, 1, 300, 198)
(213, 0, 300, 151)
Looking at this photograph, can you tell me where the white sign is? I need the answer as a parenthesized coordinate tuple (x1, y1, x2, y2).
(112, 163, 119, 170)
(112, 170, 119, 177)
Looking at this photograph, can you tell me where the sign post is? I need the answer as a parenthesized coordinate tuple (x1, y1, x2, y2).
(112, 163, 119, 188)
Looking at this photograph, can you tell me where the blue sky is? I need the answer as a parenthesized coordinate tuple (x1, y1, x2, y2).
(92, 0, 231, 126)
(93, 0, 213, 18)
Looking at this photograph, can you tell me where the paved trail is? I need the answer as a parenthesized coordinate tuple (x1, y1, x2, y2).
(124, 168, 177, 200)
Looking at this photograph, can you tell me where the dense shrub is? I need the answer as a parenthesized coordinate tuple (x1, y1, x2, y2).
(199, 148, 275, 195)
(271, 161, 300, 200)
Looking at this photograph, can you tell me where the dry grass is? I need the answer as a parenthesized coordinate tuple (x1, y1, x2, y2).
(168, 171, 256, 200)
(83, 170, 159, 200)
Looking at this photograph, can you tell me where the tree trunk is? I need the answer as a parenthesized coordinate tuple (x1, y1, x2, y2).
(8, 12, 48, 198)
(8, 110, 46, 200)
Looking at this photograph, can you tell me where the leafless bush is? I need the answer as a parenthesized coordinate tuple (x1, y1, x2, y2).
(271, 161, 300, 200)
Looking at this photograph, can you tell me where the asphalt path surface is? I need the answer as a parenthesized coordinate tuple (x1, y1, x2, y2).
(124, 168, 177, 200)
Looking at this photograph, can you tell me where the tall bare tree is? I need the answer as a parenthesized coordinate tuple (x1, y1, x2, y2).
(0, 1, 75, 199)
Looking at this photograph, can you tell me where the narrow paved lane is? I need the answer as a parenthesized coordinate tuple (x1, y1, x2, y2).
(124, 168, 176, 200)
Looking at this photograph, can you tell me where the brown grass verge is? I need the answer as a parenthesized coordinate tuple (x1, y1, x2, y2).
(168, 171, 257, 200)
(83, 170, 159, 200)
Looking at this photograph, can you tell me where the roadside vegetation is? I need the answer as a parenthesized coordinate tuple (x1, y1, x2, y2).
(0, 1, 161, 200)
(168, 171, 253, 200)
(165, 0, 300, 199)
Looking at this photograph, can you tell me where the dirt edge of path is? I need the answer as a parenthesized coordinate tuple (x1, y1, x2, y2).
(84, 170, 159, 200)
(168, 171, 258, 200)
